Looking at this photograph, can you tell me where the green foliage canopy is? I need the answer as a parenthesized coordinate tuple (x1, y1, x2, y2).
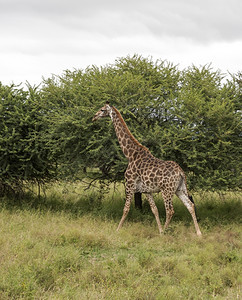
(0, 83, 56, 194)
(41, 55, 241, 190)
(0, 55, 241, 193)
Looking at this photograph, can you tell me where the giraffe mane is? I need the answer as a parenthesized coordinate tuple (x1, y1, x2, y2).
(112, 106, 150, 153)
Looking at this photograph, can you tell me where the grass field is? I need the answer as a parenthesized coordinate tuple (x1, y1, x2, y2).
(0, 183, 241, 299)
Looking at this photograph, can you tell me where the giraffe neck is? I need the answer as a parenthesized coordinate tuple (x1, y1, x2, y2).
(110, 106, 150, 160)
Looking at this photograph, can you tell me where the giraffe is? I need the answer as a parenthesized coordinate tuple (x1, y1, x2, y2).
(92, 103, 202, 236)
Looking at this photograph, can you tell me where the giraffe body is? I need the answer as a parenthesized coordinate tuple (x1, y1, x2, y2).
(93, 103, 202, 236)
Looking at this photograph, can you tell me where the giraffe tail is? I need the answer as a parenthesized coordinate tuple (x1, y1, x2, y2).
(189, 195, 194, 204)
(188, 195, 200, 221)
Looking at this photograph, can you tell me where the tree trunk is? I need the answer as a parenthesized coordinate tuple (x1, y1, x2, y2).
(134, 192, 142, 210)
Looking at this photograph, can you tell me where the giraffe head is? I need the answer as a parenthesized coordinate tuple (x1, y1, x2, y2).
(92, 102, 112, 121)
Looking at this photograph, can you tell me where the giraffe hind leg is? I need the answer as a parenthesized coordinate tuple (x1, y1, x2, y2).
(176, 190, 202, 236)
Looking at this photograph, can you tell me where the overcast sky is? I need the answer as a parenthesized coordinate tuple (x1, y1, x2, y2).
(1, 0, 242, 86)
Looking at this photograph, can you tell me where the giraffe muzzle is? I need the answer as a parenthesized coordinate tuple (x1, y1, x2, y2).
(92, 115, 98, 122)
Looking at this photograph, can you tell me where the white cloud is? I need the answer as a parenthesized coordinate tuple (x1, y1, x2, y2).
(0, 0, 241, 85)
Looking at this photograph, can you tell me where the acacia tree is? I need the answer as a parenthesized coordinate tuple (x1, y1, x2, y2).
(0, 83, 56, 195)
(41, 55, 241, 191)
(148, 65, 241, 190)
(41, 56, 180, 183)
(1, 56, 240, 200)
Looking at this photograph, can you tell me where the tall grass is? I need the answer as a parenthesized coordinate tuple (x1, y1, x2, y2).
(0, 183, 241, 299)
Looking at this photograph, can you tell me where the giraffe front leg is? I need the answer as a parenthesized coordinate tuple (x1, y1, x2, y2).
(162, 193, 175, 231)
(164, 203, 174, 230)
(146, 194, 163, 234)
(116, 187, 133, 232)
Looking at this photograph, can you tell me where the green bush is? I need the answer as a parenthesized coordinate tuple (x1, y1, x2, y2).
(0, 55, 241, 193)
(0, 83, 56, 195)
(41, 56, 241, 190)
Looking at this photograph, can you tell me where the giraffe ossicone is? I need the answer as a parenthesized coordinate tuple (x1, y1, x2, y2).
(93, 103, 202, 236)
